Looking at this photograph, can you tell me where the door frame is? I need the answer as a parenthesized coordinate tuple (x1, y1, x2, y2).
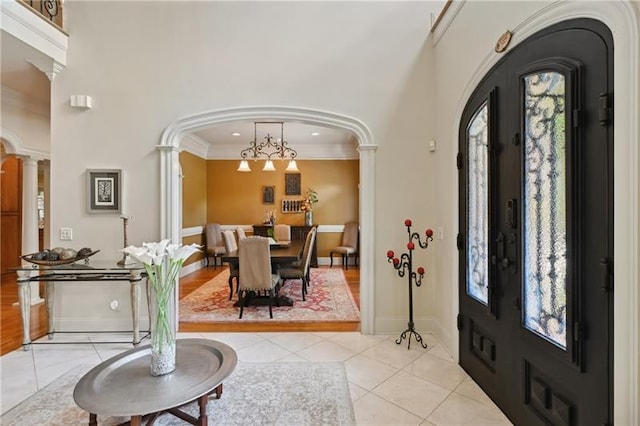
(449, 2, 639, 423)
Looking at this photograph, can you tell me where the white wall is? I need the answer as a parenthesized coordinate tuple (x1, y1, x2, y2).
(50, 2, 441, 332)
(1, 85, 50, 157)
(432, 1, 639, 423)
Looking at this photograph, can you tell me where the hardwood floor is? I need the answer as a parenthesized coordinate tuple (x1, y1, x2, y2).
(179, 265, 361, 333)
(0, 265, 360, 355)
(1, 274, 48, 356)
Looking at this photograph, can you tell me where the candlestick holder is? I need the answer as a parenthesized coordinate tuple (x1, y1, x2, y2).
(386, 219, 434, 349)
(117, 216, 136, 266)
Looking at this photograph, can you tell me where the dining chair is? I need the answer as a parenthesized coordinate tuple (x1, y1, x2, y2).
(329, 222, 359, 270)
(279, 227, 316, 301)
(273, 224, 291, 242)
(238, 237, 280, 319)
(222, 229, 239, 300)
(236, 227, 247, 240)
(205, 223, 226, 268)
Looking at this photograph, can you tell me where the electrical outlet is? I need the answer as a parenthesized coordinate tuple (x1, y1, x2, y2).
(437, 227, 444, 240)
(60, 227, 73, 241)
(428, 140, 437, 152)
(109, 300, 120, 311)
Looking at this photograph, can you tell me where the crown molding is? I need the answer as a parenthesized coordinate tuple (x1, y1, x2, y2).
(180, 133, 209, 158)
(206, 141, 358, 160)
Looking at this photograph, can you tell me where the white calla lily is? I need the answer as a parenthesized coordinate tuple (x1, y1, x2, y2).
(120, 239, 201, 374)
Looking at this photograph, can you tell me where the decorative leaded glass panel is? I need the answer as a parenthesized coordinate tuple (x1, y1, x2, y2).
(466, 102, 489, 305)
(522, 72, 567, 349)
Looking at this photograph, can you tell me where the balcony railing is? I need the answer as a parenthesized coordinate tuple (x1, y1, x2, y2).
(19, 0, 63, 30)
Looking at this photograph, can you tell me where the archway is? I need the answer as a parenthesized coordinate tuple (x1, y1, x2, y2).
(159, 106, 376, 333)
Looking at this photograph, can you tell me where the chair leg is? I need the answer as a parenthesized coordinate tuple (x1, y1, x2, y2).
(301, 277, 306, 301)
(228, 276, 234, 300)
(343, 254, 348, 270)
(330, 252, 334, 268)
(268, 289, 273, 319)
(239, 290, 244, 319)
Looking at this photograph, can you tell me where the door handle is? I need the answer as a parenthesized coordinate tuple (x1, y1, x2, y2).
(491, 231, 516, 271)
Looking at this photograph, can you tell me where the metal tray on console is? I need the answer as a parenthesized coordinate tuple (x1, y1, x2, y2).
(73, 338, 238, 417)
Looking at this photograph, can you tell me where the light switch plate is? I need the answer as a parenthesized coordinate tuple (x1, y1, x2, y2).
(60, 228, 73, 241)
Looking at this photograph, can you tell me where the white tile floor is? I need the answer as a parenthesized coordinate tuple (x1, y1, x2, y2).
(0, 331, 512, 425)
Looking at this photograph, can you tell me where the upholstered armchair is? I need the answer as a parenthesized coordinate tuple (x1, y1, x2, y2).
(279, 227, 317, 301)
(205, 223, 226, 268)
(222, 229, 239, 300)
(329, 222, 359, 270)
(238, 237, 280, 319)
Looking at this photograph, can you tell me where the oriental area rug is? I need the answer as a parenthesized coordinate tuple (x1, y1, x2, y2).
(1, 362, 355, 426)
(179, 268, 360, 322)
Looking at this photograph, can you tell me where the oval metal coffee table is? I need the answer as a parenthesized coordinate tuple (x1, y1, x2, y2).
(74, 338, 237, 426)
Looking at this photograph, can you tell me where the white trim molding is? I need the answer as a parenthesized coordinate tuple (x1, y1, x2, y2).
(161, 106, 376, 334)
(0, 126, 50, 160)
(447, 2, 639, 423)
(0, 0, 68, 65)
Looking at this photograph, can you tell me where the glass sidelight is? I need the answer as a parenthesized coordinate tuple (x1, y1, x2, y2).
(466, 102, 489, 306)
(522, 71, 567, 349)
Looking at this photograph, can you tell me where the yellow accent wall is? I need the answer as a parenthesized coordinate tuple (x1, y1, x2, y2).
(179, 157, 359, 259)
(206, 160, 359, 256)
(180, 152, 207, 265)
(181, 152, 207, 228)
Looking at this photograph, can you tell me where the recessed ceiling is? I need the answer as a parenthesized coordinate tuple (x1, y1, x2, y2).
(191, 120, 358, 160)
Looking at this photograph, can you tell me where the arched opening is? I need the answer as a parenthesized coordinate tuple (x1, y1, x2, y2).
(159, 106, 377, 333)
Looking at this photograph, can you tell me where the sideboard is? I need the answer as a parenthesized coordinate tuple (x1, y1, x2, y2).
(252, 224, 318, 267)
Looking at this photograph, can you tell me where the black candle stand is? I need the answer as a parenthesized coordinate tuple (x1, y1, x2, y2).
(386, 219, 434, 349)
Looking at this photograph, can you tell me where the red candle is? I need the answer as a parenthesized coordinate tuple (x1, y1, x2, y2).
(404, 219, 412, 227)
(417, 266, 425, 275)
(386, 250, 395, 258)
(393, 257, 400, 266)
(426, 228, 434, 237)
(407, 242, 415, 250)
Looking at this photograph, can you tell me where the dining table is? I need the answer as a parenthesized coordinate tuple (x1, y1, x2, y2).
(221, 239, 303, 307)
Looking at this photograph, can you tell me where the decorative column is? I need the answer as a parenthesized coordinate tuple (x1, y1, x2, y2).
(20, 156, 43, 305)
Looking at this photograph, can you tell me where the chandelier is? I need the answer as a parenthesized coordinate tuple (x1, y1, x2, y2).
(237, 122, 299, 172)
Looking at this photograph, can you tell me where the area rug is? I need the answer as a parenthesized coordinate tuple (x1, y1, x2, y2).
(1, 362, 356, 426)
(179, 268, 360, 322)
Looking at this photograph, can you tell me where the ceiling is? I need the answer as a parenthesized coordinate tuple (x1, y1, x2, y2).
(191, 120, 359, 160)
(0, 32, 51, 103)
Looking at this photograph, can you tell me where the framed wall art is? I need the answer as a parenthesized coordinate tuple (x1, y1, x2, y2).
(285, 173, 301, 195)
(263, 185, 275, 204)
(86, 169, 122, 213)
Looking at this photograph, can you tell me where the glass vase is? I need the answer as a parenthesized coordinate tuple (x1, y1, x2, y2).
(149, 283, 176, 376)
(305, 211, 313, 226)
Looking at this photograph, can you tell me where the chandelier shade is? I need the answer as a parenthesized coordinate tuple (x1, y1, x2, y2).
(237, 122, 298, 172)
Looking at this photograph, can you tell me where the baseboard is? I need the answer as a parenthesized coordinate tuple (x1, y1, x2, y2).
(54, 317, 151, 332)
(181, 258, 205, 277)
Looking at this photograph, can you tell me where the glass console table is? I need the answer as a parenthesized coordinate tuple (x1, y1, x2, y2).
(12, 260, 149, 351)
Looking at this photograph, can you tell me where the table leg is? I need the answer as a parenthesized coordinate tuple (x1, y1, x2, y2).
(130, 415, 142, 426)
(45, 281, 55, 339)
(129, 270, 143, 345)
(16, 270, 32, 350)
(89, 413, 97, 426)
(197, 394, 208, 425)
(214, 383, 223, 399)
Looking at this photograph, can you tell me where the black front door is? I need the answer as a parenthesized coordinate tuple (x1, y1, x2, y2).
(458, 19, 613, 426)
